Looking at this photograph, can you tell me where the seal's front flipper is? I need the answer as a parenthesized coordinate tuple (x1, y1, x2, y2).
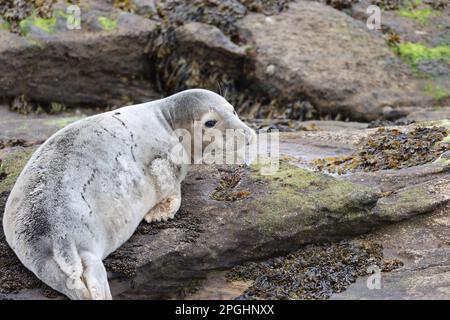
(144, 195, 181, 223)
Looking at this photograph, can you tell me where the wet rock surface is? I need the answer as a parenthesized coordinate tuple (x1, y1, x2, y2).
(332, 203, 450, 300)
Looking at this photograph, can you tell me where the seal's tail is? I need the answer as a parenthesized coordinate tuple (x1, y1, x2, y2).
(34, 244, 112, 300)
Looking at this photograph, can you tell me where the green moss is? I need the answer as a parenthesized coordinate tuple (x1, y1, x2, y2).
(44, 116, 82, 129)
(98, 16, 118, 31)
(0, 20, 10, 31)
(19, 13, 57, 36)
(0, 148, 35, 194)
(374, 185, 439, 220)
(398, 7, 438, 24)
(247, 161, 377, 238)
(395, 42, 450, 67)
(424, 83, 450, 101)
(54, 9, 68, 19)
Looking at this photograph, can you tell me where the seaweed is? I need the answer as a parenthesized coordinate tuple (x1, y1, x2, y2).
(113, 0, 136, 13)
(210, 169, 251, 201)
(313, 126, 450, 174)
(227, 239, 403, 300)
(371, 0, 404, 10)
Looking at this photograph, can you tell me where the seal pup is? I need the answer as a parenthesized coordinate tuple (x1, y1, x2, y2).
(3, 89, 256, 300)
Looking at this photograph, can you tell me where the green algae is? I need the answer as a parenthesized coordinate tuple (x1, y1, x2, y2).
(395, 42, 450, 67)
(424, 83, 450, 101)
(98, 16, 118, 31)
(19, 12, 57, 36)
(0, 20, 9, 31)
(247, 161, 377, 238)
(398, 7, 438, 24)
(0, 148, 35, 194)
(43, 116, 82, 129)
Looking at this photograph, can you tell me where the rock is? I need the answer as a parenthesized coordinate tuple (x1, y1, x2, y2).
(150, 21, 249, 94)
(352, 1, 450, 105)
(1, 121, 449, 299)
(0, 105, 84, 142)
(133, 0, 158, 16)
(332, 203, 450, 299)
(155, 0, 248, 37)
(237, 1, 430, 121)
(174, 22, 246, 57)
(0, 0, 160, 108)
(405, 108, 450, 121)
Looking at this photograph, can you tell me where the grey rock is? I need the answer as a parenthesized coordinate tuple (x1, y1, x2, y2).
(0, 0, 160, 108)
(237, 1, 429, 121)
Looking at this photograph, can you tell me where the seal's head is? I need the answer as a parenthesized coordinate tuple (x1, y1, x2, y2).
(165, 89, 257, 164)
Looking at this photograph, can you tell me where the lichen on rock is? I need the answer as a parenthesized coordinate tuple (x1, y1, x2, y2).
(247, 160, 378, 238)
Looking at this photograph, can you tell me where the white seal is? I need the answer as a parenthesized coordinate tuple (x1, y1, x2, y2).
(3, 89, 256, 300)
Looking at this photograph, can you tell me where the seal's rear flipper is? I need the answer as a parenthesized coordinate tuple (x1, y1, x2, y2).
(34, 257, 91, 300)
(34, 248, 111, 300)
(79, 251, 112, 300)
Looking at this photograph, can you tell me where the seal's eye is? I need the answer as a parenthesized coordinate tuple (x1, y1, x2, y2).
(204, 120, 217, 128)
(233, 110, 237, 115)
